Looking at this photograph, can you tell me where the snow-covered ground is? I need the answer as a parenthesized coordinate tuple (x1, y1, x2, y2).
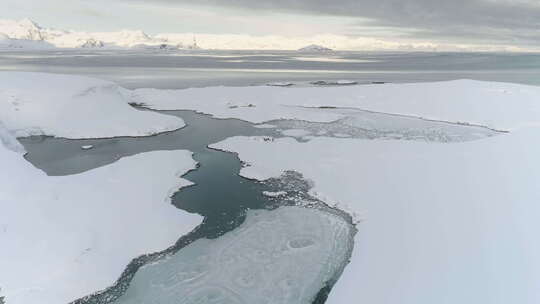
(2, 72, 540, 303)
(0, 72, 203, 303)
(0, 72, 185, 138)
(133, 79, 540, 303)
(212, 128, 540, 304)
(0, 126, 202, 304)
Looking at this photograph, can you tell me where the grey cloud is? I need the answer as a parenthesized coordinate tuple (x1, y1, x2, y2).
(125, 0, 540, 45)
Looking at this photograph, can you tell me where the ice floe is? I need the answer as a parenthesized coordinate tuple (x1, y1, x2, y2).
(80, 144, 94, 150)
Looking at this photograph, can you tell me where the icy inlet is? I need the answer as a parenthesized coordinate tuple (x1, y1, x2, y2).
(3, 72, 540, 304)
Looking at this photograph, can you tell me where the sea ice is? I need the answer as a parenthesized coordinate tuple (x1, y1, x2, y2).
(189, 74, 540, 304)
(262, 190, 288, 198)
(81, 145, 94, 150)
(254, 124, 277, 129)
(113, 206, 354, 304)
(211, 127, 540, 304)
(4, 74, 540, 304)
(131, 79, 540, 130)
(281, 129, 312, 138)
(268, 108, 500, 142)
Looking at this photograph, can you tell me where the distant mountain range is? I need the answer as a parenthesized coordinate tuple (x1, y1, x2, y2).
(0, 19, 199, 50)
(0, 19, 529, 52)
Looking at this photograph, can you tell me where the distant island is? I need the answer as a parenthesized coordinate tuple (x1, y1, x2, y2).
(298, 44, 334, 52)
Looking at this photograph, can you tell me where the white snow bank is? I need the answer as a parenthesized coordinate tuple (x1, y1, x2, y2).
(0, 72, 185, 138)
(134, 79, 540, 130)
(211, 128, 540, 304)
(0, 131, 202, 304)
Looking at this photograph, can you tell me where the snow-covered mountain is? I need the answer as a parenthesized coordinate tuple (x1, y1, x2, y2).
(0, 19, 195, 50)
(0, 18, 533, 52)
(0, 32, 54, 49)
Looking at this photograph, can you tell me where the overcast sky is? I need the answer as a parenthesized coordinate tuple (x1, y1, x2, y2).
(2, 0, 538, 47)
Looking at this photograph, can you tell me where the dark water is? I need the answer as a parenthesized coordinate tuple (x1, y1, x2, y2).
(19, 111, 275, 175)
(2, 50, 540, 89)
(18, 107, 503, 303)
(19, 110, 353, 304)
(19, 110, 288, 237)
